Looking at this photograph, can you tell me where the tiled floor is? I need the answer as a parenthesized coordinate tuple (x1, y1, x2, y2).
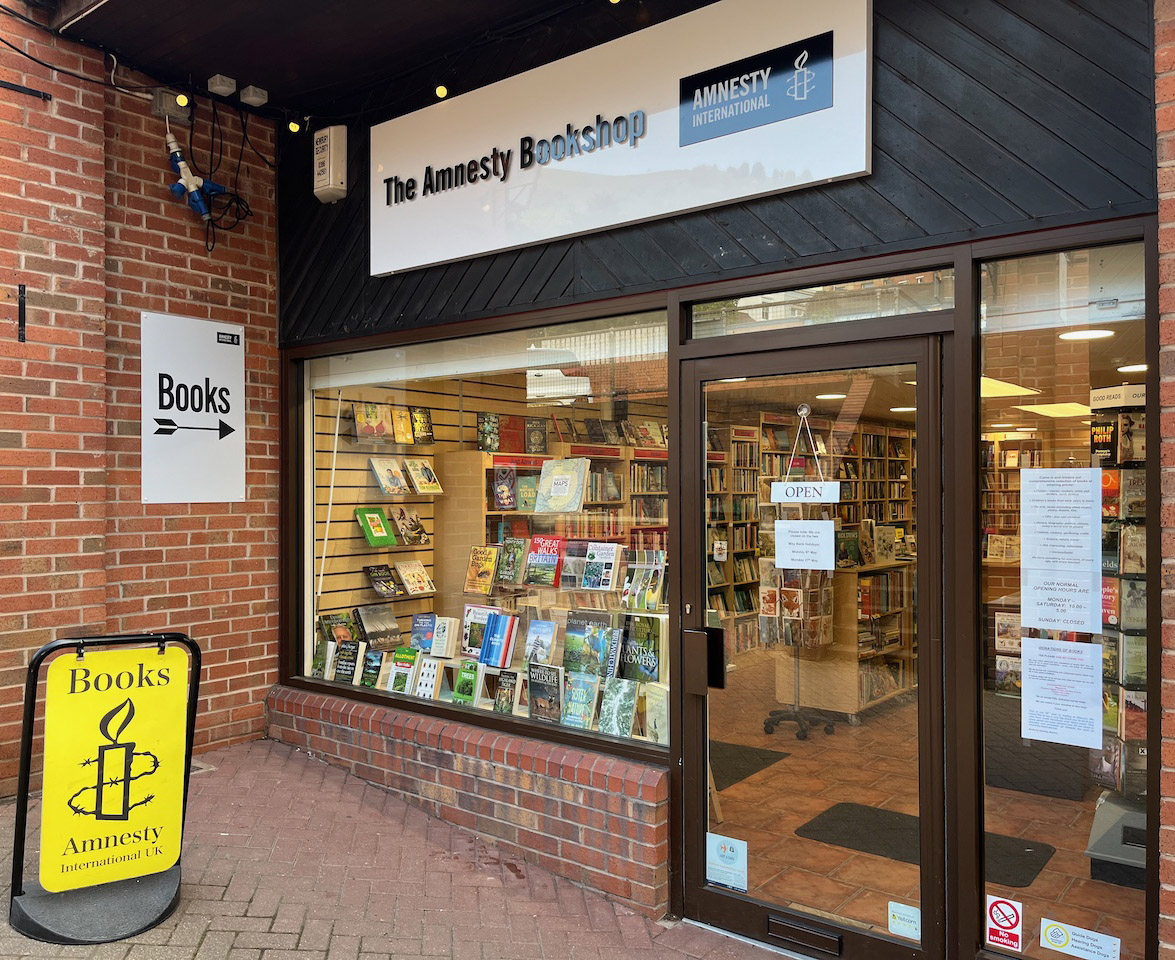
(708, 646, 1145, 960)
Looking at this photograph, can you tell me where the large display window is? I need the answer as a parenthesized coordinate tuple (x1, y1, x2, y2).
(301, 311, 671, 747)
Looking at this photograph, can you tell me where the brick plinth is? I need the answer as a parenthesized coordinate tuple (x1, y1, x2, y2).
(266, 684, 671, 917)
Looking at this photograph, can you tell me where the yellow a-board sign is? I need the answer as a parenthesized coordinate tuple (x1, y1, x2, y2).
(40, 646, 188, 892)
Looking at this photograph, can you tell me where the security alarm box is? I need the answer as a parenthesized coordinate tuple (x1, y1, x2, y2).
(313, 125, 347, 203)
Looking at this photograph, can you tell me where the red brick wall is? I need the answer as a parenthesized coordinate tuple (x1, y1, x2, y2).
(0, 7, 278, 794)
(267, 685, 671, 916)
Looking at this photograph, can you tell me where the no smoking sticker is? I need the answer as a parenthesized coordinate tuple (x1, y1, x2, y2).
(986, 896, 1023, 952)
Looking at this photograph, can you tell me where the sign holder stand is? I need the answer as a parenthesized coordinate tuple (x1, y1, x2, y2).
(9, 633, 201, 945)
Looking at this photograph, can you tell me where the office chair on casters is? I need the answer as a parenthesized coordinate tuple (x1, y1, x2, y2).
(764, 644, 835, 740)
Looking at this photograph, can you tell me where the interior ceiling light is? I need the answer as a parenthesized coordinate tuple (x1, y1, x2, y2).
(435, 85, 449, 99)
(991, 422, 1015, 428)
(890, 406, 916, 413)
(815, 393, 846, 400)
(1058, 329, 1114, 340)
(1013, 402, 1092, 418)
(1117, 363, 1147, 373)
(979, 376, 1040, 398)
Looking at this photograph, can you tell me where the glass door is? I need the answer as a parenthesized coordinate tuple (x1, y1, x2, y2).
(681, 337, 944, 960)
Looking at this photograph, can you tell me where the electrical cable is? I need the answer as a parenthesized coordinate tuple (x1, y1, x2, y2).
(0, 1, 40, 27)
(237, 108, 275, 170)
(0, 31, 157, 90)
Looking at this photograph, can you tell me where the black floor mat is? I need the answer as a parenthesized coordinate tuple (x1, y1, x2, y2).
(796, 802, 1054, 888)
(709, 740, 789, 792)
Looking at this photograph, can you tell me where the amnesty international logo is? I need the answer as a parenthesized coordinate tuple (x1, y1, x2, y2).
(40, 646, 188, 892)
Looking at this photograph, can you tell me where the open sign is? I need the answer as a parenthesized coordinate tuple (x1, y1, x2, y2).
(770, 480, 840, 503)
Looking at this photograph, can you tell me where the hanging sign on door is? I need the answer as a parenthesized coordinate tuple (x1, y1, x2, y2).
(771, 480, 840, 503)
(775, 519, 835, 570)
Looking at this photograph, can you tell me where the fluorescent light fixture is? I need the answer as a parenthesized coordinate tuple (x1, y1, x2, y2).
(1058, 329, 1114, 341)
(991, 422, 1015, 428)
(1013, 402, 1092, 418)
(1117, 363, 1147, 373)
(719, 377, 747, 383)
(980, 376, 1040, 398)
(890, 406, 916, 413)
(815, 393, 846, 400)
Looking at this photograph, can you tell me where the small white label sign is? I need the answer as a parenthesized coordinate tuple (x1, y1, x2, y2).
(887, 902, 921, 940)
(140, 312, 245, 503)
(771, 480, 840, 503)
(1040, 919, 1120, 960)
(705, 832, 748, 893)
(775, 519, 835, 571)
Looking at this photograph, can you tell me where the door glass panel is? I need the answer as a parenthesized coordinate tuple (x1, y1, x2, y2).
(702, 364, 921, 941)
(979, 242, 1149, 960)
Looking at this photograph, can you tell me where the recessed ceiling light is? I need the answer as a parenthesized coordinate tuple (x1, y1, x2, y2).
(980, 377, 1040, 398)
(815, 393, 846, 400)
(1058, 329, 1114, 341)
(991, 422, 1015, 428)
(1013, 402, 1091, 418)
(890, 406, 916, 413)
(1117, 363, 1147, 373)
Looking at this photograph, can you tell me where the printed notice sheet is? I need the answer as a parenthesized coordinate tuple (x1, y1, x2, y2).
(775, 519, 835, 571)
(1020, 469, 1101, 633)
(1020, 637, 1103, 749)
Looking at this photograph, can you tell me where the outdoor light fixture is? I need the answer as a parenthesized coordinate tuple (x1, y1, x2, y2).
(435, 85, 449, 99)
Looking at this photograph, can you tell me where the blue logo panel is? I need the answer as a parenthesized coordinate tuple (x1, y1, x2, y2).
(679, 31, 834, 147)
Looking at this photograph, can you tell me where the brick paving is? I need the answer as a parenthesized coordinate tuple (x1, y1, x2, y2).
(0, 740, 779, 960)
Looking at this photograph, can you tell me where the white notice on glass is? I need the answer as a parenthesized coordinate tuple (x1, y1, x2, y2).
(705, 832, 748, 893)
(1021, 637, 1103, 749)
(775, 520, 835, 571)
(1020, 469, 1101, 633)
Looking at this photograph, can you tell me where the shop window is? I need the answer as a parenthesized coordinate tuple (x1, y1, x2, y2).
(690, 267, 954, 339)
(979, 242, 1149, 960)
(302, 312, 670, 747)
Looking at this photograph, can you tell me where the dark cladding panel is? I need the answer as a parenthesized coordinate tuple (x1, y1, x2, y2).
(278, 0, 1156, 347)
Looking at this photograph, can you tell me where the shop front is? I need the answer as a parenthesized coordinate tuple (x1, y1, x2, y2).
(271, 2, 1160, 958)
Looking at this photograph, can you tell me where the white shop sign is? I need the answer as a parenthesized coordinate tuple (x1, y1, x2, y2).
(369, 0, 870, 275)
(140, 312, 245, 504)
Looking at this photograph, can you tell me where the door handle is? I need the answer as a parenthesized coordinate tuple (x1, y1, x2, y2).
(682, 627, 726, 695)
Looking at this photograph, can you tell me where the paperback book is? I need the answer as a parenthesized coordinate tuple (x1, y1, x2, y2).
(527, 662, 564, 723)
(369, 456, 411, 495)
(331, 636, 367, 685)
(581, 541, 620, 591)
(524, 619, 558, 664)
(403, 457, 443, 494)
(352, 603, 403, 651)
(561, 672, 600, 729)
(409, 406, 434, 444)
(413, 656, 443, 699)
(391, 407, 415, 445)
(563, 610, 611, 676)
(534, 458, 590, 513)
(492, 466, 517, 510)
(452, 660, 481, 706)
(495, 536, 529, 585)
(523, 535, 566, 586)
(364, 563, 406, 598)
(389, 505, 430, 545)
(357, 648, 384, 688)
(395, 560, 435, 595)
(354, 507, 397, 547)
(410, 613, 436, 652)
(462, 604, 499, 657)
(618, 614, 664, 683)
(642, 681, 669, 743)
(464, 545, 500, 595)
(479, 612, 519, 668)
(389, 647, 419, 694)
(516, 475, 539, 511)
(494, 670, 519, 714)
(597, 676, 639, 737)
(525, 417, 548, 454)
(353, 402, 393, 442)
(477, 412, 500, 452)
(430, 616, 461, 658)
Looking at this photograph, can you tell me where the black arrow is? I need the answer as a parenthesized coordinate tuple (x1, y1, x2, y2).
(154, 418, 235, 440)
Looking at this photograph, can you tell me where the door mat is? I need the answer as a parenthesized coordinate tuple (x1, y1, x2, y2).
(795, 802, 1054, 888)
(709, 741, 789, 792)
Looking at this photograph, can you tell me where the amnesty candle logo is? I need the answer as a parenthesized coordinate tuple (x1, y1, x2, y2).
(679, 31, 834, 146)
(40, 646, 188, 892)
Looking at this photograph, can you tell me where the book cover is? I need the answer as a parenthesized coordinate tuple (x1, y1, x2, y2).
(319, 611, 360, 651)
(1121, 740, 1147, 799)
(559, 540, 590, 588)
(389, 505, 430, 545)
(452, 660, 481, 706)
(601, 420, 623, 445)
(352, 603, 403, 651)
(563, 610, 611, 676)
(354, 506, 398, 547)
(1100, 631, 1119, 681)
(402, 457, 443, 494)
(597, 676, 639, 737)
(642, 681, 669, 743)
(516, 475, 538, 512)
(993, 612, 1021, 655)
(395, 560, 435, 595)
(523, 535, 566, 586)
(1102, 683, 1119, 731)
(477, 412, 500, 452)
(618, 614, 663, 683)
(410, 612, 436, 652)
(358, 648, 384, 688)
(480, 612, 518, 668)
(499, 415, 526, 453)
(1101, 469, 1120, 518)
(409, 406, 434, 444)
(534, 458, 590, 513)
(389, 647, 419, 694)
(332, 636, 366, 685)
(364, 563, 406, 598)
(492, 466, 517, 510)
(353, 402, 392, 442)
(986, 534, 1006, 561)
(581, 541, 620, 590)
(413, 656, 443, 699)
(369, 456, 411, 495)
(835, 529, 860, 568)
(1089, 731, 1121, 789)
(1120, 468, 1146, 519)
(391, 407, 415, 445)
(1118, 411, 1145, 463)
(525, 417, 548, 454)
(462, 604, 498, 657)
(1120, 632, 1146, 687)
(1101, 525, 1121, 575)
(464, 545, 500, 595)
(1120, 578, 1146, 631)
(584, 418, 606, 442)
(620, 420, 639, 445)
(1090, 418, 1117, 464)
(494, 670, 519, 714)
(1120, 524, 1146, 576)
(527, 662, 563, 723)
(875, 526, 897, 564)
(495, 537, 529, 584)
(430, 616, 461, 658)
(524, 620, 558, 664)
(993, 655, 1021, 695)
(308, 637, 333, 679)
(1119, 688, 1147, 741)
(1102, 577, 1120, 627)
(561, 671, 600, 729)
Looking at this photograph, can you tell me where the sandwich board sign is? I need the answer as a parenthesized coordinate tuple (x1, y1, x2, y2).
(9, 634, 200, 944)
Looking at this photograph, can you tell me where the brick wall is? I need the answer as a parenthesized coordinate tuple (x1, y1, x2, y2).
(267, 685, 671, 917)
(0, 6, 278, 794)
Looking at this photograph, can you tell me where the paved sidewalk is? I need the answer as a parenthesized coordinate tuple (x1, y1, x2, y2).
(0, 740, 780, 960)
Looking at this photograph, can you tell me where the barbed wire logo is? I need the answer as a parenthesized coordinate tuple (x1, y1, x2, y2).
(67, 698, 159, 821)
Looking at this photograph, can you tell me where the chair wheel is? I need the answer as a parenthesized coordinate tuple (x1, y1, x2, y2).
(795, 728, 807, 740)
(764, 722, 776, 734)
(824, 723, 836, 735)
